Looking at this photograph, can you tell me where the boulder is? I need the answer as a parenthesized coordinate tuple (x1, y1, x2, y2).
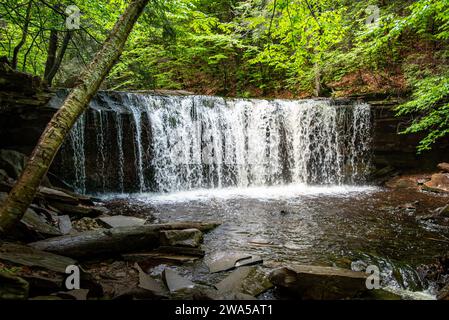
(269, 265, 369, 300)
(160, 228, 203, 248)
(215, 266, 273, 297)
(438, 163, 449, 173)
(98, 215, 146, 228)
(0, 272, 29, 300)
(423, 174, 449, 193)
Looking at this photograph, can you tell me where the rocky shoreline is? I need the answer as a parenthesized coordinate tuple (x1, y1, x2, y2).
(1, 148, 449, 300)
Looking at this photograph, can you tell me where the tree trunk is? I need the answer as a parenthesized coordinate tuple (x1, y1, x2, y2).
(45, 31, 73, 86)
(11, 0, 33, 69)
(28, 222, 220, 259)
(0, 0, 150, 235)
(44, 30, 58, 81)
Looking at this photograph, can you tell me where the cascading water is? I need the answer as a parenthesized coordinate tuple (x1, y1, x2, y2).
(57, 92, 372, 194)
(69, 113, 86, 194)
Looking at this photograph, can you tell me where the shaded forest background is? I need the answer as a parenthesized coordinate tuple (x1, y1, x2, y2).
(1, 0, 448, 151)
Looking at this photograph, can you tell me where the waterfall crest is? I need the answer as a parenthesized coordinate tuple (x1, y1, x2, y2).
(53, 92, 372, 194)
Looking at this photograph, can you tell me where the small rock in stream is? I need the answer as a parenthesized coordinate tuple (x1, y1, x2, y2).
(98, 215, 146, 228)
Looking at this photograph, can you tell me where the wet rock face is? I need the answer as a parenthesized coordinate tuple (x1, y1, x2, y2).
(371, 103, 449, 172)
(269, 265, 369, 300)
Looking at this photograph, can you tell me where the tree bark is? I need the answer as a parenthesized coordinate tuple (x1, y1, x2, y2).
(11, 0, 33, 69)
(45, 31, 73, 86)
(44, 29, 58, 81)
(28, 222, 220, 259)
(0, 0, 150, 235)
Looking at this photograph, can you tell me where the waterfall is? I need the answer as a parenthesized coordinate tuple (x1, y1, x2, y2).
(60, 92, 372, 194)
(69, 113, 86, 194)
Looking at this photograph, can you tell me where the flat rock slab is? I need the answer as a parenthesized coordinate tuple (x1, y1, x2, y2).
(0, 242, 77, 273)
(207, 252, 263, 273)
(215, 266, 273, 297)
(37, 186, 78, 204)
(21, 208, 62, 237)
(123, 252, 200, 264)
(160, 228, 203, 248)
(98, 215, 146, 228)
(162, 268, 195, 292)
(269, 265, 368, 300)
(135, 263, 169, 298)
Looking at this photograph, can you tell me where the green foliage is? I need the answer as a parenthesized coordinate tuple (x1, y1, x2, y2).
(1, 0, 449, 151)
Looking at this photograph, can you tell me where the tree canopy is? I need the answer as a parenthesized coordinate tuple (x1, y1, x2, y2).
(1, 0, 449, 151)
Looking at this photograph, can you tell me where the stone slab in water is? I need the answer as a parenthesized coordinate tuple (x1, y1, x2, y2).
(0, 242, 77, 273)
(207, 252, 263, 273)
(215, 266, 273, 297)
(159, 228, 203, 248)
(162, 268, 195, 292)
(98, 215, 146, 228)
(269, 265, 368, 300)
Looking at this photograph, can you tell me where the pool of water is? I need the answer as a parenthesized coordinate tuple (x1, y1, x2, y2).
(104, 184, 449, 298)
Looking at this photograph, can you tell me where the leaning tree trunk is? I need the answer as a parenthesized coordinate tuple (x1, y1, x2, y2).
(0, 0, 149, 235)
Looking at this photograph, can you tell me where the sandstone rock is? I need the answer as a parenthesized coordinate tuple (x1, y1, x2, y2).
(385, 175, 420, 189)
(20, 208, 62, 238)
(215, 266, 273, 297)
(98, 215, 146, 228)
(160, 228, 203, 248)
(0, 272, 29, 300)
(423, 173, 449, 193)
(437, 163, 449, 173)
(269, 265, 368, 300)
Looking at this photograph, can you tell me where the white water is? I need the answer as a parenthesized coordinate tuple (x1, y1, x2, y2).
(135, 184, 379, 204)
(70, 113, 86, 194)
(65, 94, 373, 193)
